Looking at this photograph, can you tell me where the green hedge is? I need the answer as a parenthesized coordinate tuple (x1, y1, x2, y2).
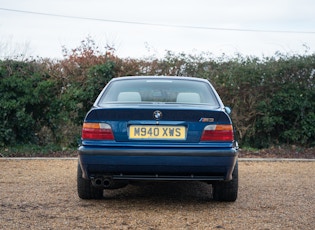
(1, 44, 314, 148)
(0, 58, 115, 147)
(211, 55, 315, 148)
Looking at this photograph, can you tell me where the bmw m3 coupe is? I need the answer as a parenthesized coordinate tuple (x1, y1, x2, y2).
(78, 76, 239, 201)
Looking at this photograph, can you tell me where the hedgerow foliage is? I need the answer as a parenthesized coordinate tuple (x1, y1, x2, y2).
(1, 38, 314, 148)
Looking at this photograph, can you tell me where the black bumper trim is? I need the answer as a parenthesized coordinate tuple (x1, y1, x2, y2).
(111, 174, 225, 181)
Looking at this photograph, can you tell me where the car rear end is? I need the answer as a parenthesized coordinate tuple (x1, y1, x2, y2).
(77, 76, 239, 201)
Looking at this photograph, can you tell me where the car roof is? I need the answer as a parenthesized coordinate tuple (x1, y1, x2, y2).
(109, 76, 210, 83)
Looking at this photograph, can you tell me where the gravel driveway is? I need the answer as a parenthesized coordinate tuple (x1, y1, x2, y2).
(0, 159, 314, 229)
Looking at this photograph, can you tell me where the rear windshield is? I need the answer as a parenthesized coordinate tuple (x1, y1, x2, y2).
(98, 78, 219, 106)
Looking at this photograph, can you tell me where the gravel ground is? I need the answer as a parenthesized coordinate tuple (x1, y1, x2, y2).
(0, 159, 314, 230)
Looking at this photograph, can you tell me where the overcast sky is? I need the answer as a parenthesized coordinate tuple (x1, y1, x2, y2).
(1, 0, 315, 60)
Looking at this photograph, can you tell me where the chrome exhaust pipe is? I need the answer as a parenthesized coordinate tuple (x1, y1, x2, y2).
(92, 177, 104, 187)
(103, 177, 112, 188)
(92, 177, 113, 188)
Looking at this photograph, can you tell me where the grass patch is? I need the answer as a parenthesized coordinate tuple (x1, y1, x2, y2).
(0, 144, 77, 157)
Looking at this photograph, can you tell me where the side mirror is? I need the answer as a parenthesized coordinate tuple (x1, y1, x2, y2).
(224, 106, 231, 114)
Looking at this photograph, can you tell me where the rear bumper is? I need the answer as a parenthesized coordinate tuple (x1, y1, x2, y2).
(78, 145, 238, 182)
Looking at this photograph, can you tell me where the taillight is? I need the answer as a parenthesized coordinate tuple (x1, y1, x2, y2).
(82, 123, 114, 140)
(200, 124, 234, 141)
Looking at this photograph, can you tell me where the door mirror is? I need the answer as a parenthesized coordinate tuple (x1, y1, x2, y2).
(224, 106, 231, 114)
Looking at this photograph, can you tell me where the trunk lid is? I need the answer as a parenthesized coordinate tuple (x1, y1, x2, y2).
(84, 104, 232, 143)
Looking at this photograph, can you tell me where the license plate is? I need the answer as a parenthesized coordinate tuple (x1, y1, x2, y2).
(129, 125, 186, 140)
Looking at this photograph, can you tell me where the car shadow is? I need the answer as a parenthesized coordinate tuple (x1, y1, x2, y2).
(102, 181, 214, 203)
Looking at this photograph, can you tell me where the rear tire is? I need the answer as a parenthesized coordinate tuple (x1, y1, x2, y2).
(77, 163, 103, 199)
(213, 161, 238, 202)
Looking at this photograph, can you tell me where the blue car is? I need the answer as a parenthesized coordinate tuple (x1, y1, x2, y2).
(78, 76, 239, 201)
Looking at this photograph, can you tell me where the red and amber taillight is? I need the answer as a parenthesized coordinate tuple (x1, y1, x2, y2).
(200, 124, 234, 141)
(82, 123, 114, 140)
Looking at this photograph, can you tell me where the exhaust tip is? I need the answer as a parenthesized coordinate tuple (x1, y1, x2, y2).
(103, 179, 111, 187)
(92, 177, 113, 188)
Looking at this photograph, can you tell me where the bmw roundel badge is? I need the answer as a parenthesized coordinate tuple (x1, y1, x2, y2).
(153, 110, 162, 120)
